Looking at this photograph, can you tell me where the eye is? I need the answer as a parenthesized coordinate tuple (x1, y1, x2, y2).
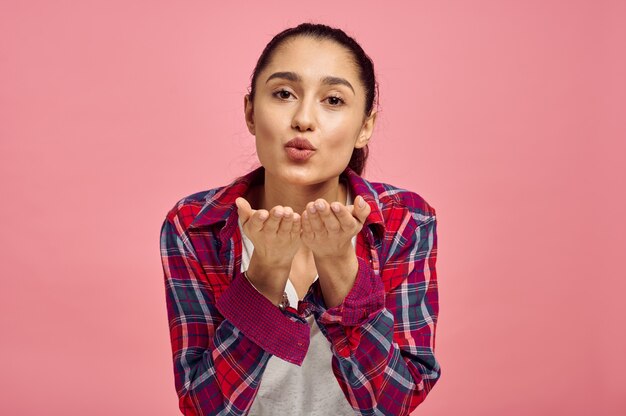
(326, 95, 345, 106)
(272, 89, 294, 100)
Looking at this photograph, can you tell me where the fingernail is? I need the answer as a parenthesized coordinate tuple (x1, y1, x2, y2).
(308, 204, 316, 213)
(331, 203, 340, 212)
(259, 211, 268, 220)
(358, 196, 365, 208)
(315, 200, 325, 210)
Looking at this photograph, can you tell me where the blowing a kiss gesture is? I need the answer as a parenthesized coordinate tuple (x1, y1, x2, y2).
(235, 194, 372, 309)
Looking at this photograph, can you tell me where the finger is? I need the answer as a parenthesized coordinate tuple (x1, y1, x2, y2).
(301, 206, 314, 236)
(250, 208, 269, 232)
(318, 199, 341, 232)
(307, 200, 325, 233)
(277, 206, 294, 234)
(235, 197, 253, 224)
(354, 195, 371, 225)
(262, 205, 284, 234)
(330, 201, 355, 231)
(237, 197, 264, 235)
(291, 212, 302, 238)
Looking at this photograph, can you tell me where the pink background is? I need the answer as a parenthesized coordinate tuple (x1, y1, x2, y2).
(1, 1, 624, 415)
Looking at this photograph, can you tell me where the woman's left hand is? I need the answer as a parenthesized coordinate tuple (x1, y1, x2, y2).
(301, 195, 371, 308)
(301, 195, 371, 259)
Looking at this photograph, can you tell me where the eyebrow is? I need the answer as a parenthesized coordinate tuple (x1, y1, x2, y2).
(265, 71, 355, 95)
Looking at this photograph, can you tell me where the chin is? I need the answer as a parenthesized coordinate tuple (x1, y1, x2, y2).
(261, 155, 345, 184)
(284, 166, 344, 187)
(279, 168, 317, 184)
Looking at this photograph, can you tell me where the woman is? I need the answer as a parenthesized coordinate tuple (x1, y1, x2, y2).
(160, 22, 441, 415)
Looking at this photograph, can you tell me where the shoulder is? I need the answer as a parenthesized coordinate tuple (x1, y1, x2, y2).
(367, 179, 436, 224)
(162, 185, 226, 233)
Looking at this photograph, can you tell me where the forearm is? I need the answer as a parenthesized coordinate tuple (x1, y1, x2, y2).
(325, 308, 436, 416)
(312, 257, 439, 415)
(174, 318, 272, 415)
(313, 215, 442, 414)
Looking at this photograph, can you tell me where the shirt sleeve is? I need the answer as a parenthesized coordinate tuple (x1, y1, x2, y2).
(160, 216, 310, 416)
(311, 214, 441, 415)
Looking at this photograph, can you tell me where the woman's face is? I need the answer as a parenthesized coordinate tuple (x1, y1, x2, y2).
(244, 36, 376, 186)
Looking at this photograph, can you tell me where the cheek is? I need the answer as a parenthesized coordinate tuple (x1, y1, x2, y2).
(324, 123, 361, 151)
(253, 111, 274, 135)
(323, 110, 362, 138)
(253, 114, 274, 144)
(254, 138, 274, 168)
(252, 102, 281, 128)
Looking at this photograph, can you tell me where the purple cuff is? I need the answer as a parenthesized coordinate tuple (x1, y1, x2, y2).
(216, 271, 311, 366)
(318, 255, 385, 327)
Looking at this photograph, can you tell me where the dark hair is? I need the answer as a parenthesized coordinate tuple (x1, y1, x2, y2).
(247, 22, 379, 176)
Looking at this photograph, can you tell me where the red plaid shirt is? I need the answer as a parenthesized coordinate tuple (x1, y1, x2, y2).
(159, 165, 441, 415)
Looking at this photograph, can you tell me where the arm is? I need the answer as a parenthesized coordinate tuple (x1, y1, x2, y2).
(160, 216, 310, 415)
(312, 214, 441, 415)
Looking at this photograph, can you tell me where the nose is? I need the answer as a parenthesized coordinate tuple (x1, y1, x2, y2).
(291, 97, 316, 132)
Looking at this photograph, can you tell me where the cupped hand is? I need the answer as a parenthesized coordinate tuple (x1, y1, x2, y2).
(235, 197, 302, 267)
(300, 195, 371, 259)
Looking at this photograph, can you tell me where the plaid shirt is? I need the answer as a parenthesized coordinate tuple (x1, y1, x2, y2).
(159, 165, 441, 415)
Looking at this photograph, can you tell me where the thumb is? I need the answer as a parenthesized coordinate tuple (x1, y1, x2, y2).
(235, 197, 254, 223)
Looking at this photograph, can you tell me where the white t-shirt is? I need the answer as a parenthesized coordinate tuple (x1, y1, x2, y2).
(239, 182, 356, 415)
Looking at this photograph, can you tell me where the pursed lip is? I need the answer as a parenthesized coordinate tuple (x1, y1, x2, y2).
(285, 137, 317, 150)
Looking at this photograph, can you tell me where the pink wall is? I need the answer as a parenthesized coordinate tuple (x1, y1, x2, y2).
(1, 1, 624, 415)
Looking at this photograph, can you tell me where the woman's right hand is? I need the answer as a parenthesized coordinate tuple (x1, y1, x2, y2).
(235, 197, 301, 304)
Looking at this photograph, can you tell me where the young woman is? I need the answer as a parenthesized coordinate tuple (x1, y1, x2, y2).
(160, 22, 441, 415)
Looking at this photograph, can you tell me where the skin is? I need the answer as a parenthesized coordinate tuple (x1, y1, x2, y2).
(235, 36, 377, 309)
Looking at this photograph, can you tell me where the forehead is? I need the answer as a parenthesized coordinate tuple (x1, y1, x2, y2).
(263, 36, 360, 87)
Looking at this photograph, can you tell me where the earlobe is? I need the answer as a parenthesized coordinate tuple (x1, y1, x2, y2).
(355, 110, 377, 149)
(355, 135, 370, 149)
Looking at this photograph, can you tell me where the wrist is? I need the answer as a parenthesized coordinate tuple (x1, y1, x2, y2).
(246, 252, 293, 310)
(249, 251, 293, 270)
(314, 250, 359, 309)
(243, 269, 288, 307)
(313, 246, 355, 264)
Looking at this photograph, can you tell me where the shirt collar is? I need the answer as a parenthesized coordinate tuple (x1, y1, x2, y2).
(188, 165, 385, 243)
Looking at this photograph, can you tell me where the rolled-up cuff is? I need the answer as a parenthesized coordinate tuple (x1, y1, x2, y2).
(318, 255, 385, 327)
(216, 270, 310, 366)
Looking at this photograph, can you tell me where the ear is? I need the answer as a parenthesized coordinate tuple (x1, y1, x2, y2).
(244, 94, 255, 135)
(354, 110, 377, 149)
